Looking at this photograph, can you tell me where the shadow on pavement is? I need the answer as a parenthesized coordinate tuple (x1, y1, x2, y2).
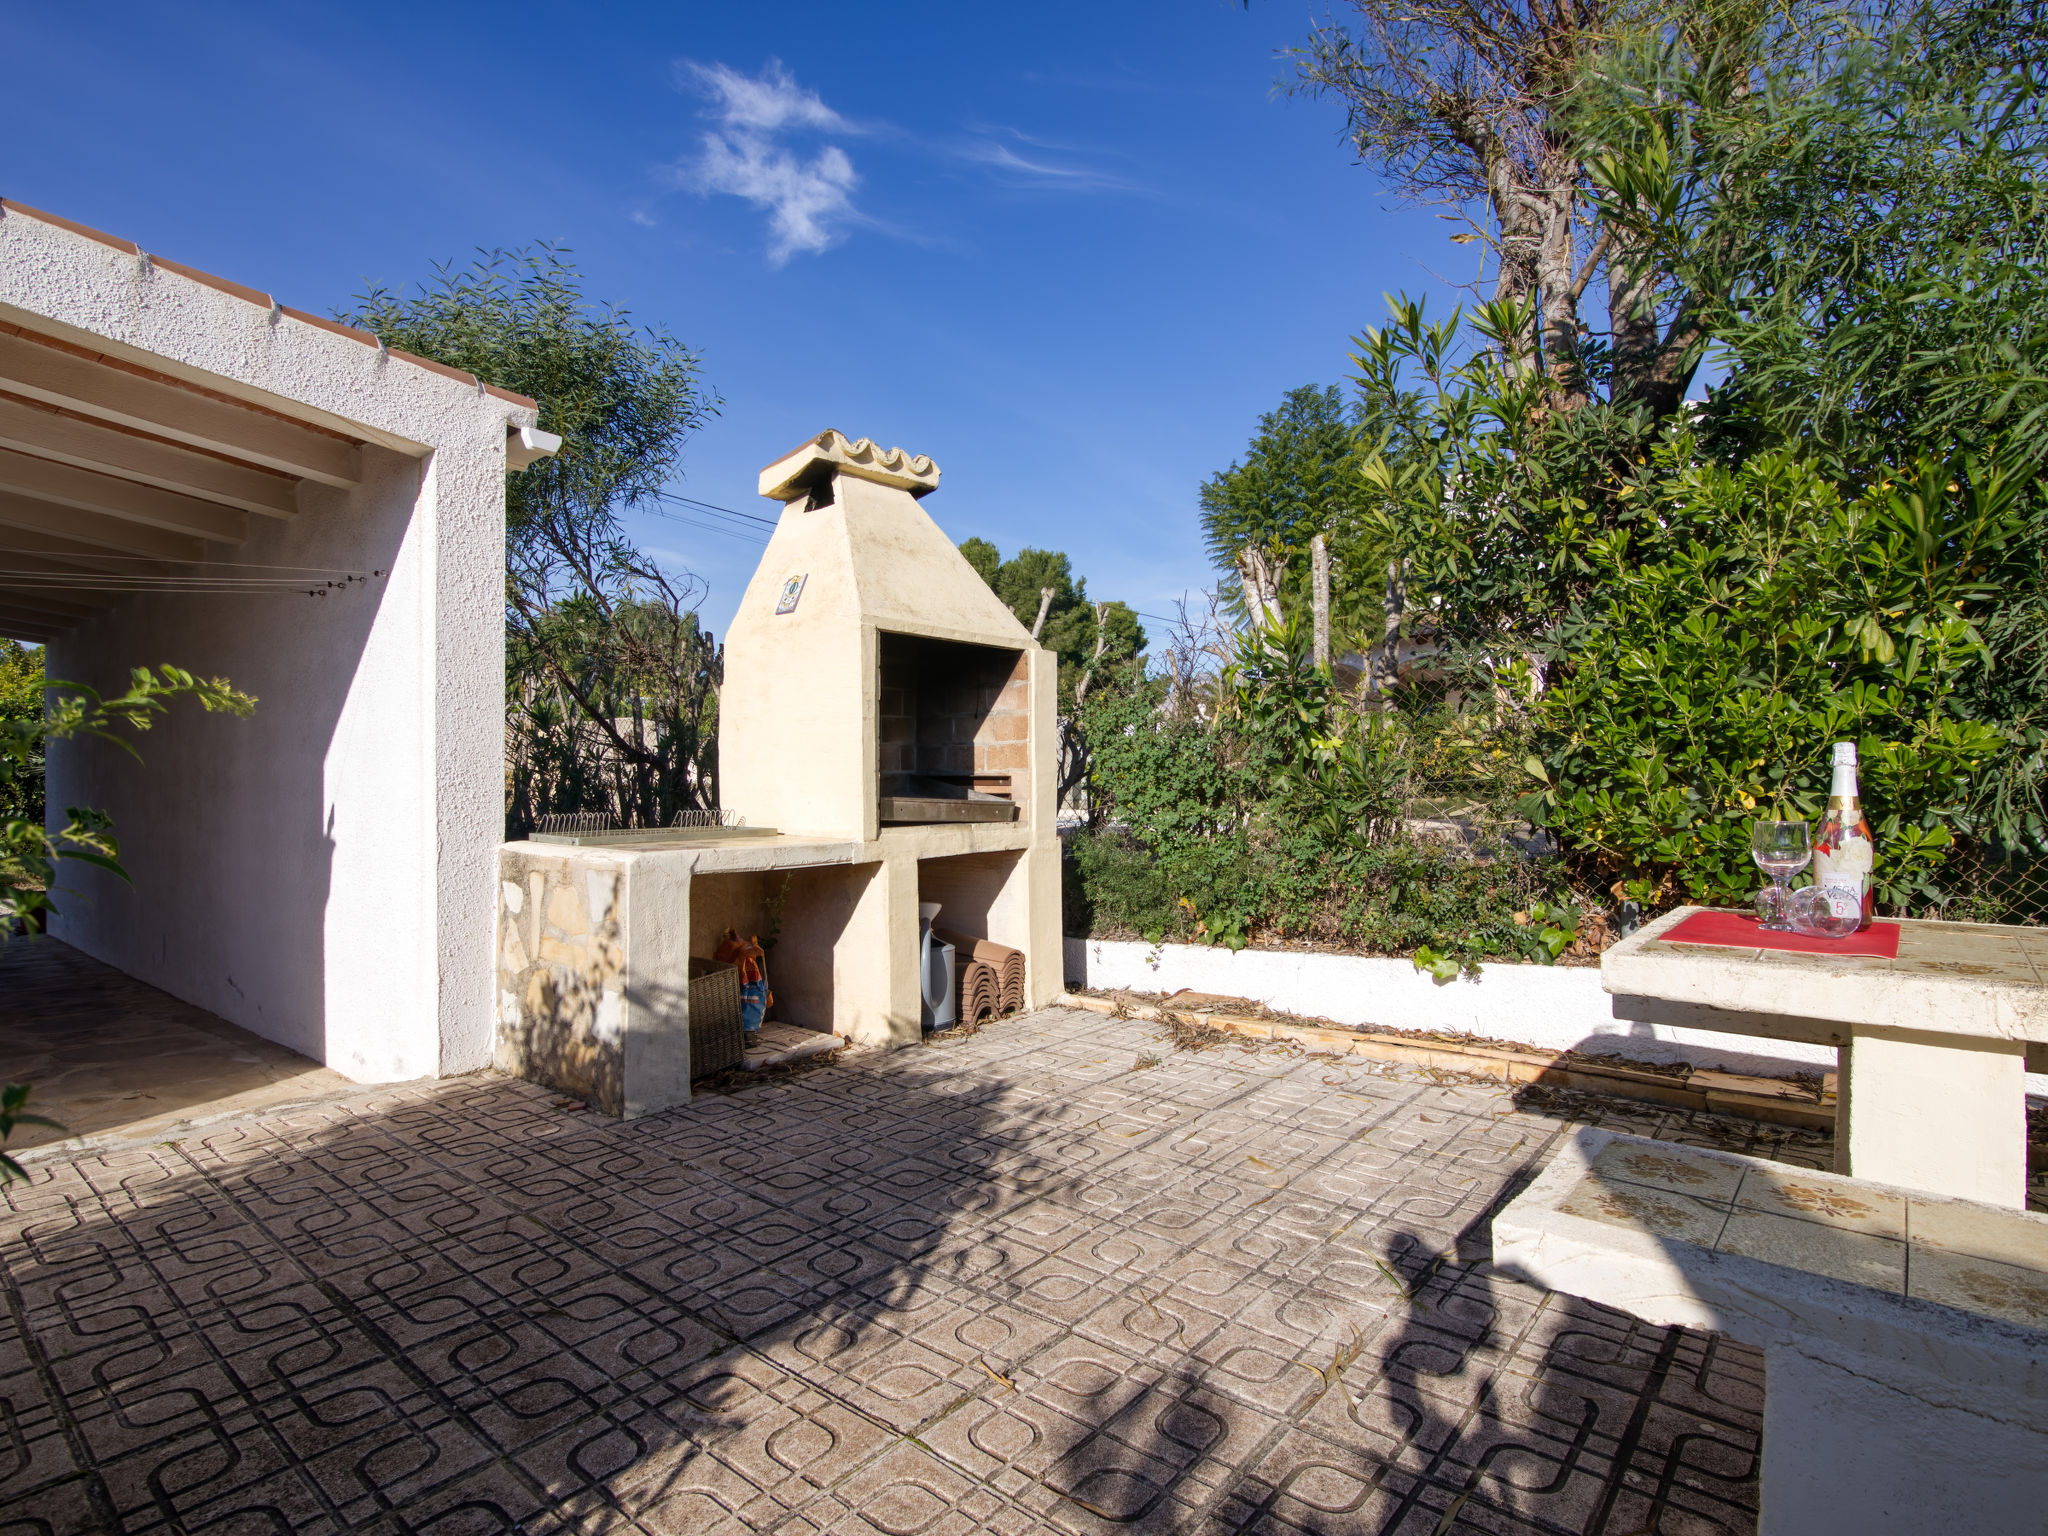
(0, 999, 1770, 1534)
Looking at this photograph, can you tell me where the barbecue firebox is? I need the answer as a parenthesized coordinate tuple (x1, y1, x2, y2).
(494, 430, 1062, 1115)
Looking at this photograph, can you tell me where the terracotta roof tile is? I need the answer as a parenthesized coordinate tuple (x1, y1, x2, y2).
(149, 255, 271, 309)
(2, 200, 540, 414)
(0, 199, 139, 256)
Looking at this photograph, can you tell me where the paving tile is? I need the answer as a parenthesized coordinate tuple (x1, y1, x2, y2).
(0, 984, 1799, 1535)
(0, 1473, 105, 1536)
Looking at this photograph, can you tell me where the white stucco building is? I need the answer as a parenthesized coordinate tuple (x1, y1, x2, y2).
(0, 200, 553, 1083)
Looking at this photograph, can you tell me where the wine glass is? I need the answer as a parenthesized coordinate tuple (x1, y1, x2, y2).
(1750, 820, 1811, 931)
(1788, 884, 1861, 940)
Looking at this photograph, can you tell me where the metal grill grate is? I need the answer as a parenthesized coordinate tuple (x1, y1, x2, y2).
(671, 809, 746, 829)
(535, 812, 614, 836)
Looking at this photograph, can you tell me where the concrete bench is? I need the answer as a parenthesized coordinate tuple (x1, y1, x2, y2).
(1494, 1128, 2048, 1534)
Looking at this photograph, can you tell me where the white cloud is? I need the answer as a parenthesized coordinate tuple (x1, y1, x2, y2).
(674, 60, 861, 264)
(957, 138, 1137, 192)
(682, 59, 847, 134)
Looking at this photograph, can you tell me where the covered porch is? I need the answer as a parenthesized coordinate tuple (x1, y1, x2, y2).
(0, 199, 549, 1085)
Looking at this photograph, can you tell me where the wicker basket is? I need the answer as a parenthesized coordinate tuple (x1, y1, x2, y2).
(687, 958, 745, 1078)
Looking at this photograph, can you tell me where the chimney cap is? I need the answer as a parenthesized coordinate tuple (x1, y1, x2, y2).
(759, 429, 941, 501)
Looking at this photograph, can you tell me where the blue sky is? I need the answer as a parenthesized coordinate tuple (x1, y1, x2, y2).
(2, 0, 1463, 645)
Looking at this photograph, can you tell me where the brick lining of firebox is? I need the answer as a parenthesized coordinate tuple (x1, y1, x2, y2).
(878, 632, 1029, 816)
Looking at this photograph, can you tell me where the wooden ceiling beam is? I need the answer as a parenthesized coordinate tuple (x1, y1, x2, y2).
(0, 329, 360, 487)
(0, 489, 210, 563)
(0, 447, 247, 544)
(0, 525, 180, 576)
(0, 395, 298, 518)
(0, 573, 118, 620)
(0, 608, 64, 643)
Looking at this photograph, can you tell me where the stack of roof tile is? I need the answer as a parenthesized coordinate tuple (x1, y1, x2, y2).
(938, 931, 1025, 1016)
(956, 959, 1002, 1024)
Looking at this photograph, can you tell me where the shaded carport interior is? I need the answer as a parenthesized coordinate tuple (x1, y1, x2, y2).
(0, 293, 369, 642)
(0, 199, 545, 1111)
(0, 204, 547, 640)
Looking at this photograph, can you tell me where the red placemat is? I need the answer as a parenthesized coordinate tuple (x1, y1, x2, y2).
(1660, 909, 1901, 958)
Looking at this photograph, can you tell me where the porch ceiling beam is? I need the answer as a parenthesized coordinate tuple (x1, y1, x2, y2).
(0, 329, 361, 487)
(0, 395, 298, 519)
(0, 448, 248, 544)
(0, 489, 211, 563)
(0, 574, 118, 620)
(0, 525, 181, 576)
(0, 597, 107, 627)
(0, 601, 66, 641)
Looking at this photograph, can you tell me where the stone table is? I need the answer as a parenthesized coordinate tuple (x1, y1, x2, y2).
(1604, 907, 2048, 1207)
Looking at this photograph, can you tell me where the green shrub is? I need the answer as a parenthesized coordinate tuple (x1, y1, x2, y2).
(1533, 444, 2018, 909)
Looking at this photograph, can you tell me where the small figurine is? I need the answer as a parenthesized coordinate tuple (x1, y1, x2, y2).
(714, 928, 771, 1045)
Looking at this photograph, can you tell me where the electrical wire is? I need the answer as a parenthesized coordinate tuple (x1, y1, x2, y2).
(641, 507, 770, 545)
(651, 488, 778, 529)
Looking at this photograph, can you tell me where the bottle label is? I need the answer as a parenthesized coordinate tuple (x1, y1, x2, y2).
(1813, 833, 1874, 921)
(1817, 874, 1865, 919)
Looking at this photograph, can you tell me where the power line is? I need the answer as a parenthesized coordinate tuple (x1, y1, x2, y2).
(642, 507, 770, 546)
(654, 488, 779, 528)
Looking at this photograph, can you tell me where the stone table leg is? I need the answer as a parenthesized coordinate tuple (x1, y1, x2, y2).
(1836, 1024, 2026, 1207)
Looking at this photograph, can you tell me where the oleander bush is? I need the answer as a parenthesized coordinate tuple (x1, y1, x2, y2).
(1066, 0, 2048, 954)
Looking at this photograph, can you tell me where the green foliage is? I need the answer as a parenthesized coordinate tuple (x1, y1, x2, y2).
(348, 248, 725, 832)
(349, 246, 717, 596)
(1069, 0, 2048, 951)
(0, 1081, 63, 1184)
(1351, 291, 1643, 642)
(0, 642, 42, 829)
(955, 539, 1144, 706)
(506, 597, 722, 831)
(1200, 384, 1393, 639)
(1071, 627, 1583, 961)
(2, 666, 256, 933)
(1531, 443, 2015, 907)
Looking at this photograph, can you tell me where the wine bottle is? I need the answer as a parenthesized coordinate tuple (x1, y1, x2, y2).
(1811, 741, 1875, 930)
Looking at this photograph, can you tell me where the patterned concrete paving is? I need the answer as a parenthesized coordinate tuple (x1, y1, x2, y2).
(0, 942, 364, 1154)
(0, 1006, 1823, 1535)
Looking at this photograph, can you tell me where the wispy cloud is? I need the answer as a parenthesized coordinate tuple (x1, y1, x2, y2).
(955, 133, 1145, 194)
(662, 64, 1149, 260)
(671, 60, 861, 264)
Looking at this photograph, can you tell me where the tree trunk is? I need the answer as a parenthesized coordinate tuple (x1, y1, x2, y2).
(1234, 546, 1287, 633)
(1310, 534, 1332, 673)
(1534, 167, 1587, 407)
(1606, 228, 1662, 411)
(1370, 556, 1405, 697)
(1074, 602, 1111, 707)
(1488, 157, 1545, 375)
(1030, 587, 1054, 641)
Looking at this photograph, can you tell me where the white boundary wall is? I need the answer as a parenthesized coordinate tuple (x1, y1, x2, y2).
(1068, 936, 2048, 1098)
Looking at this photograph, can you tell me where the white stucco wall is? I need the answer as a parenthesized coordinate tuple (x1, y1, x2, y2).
(1065, 937, 2048, 1096)
(3, 205, 533, 1082)
(1065, 936, 1835, 1077)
